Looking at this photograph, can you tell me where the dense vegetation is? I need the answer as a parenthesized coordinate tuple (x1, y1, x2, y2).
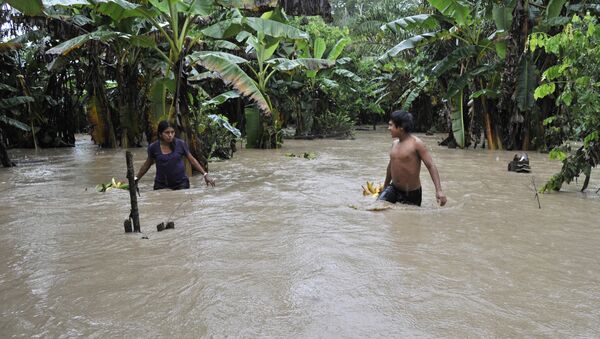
(0, 0, 598, 192)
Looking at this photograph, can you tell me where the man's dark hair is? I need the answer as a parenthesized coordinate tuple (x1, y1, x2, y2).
(390, 110, 414, 133)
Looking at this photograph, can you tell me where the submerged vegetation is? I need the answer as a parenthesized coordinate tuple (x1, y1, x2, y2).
(0, 0, 598, 192)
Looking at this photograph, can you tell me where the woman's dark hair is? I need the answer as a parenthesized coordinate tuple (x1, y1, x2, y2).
(390, 110, 414, 133)
(157, 120, 175, 151)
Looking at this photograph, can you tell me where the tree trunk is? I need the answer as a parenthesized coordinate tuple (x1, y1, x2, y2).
(0, 129, 15, 167)
(117, 60, 142, 148)
(173, 48, 208, 175)
(475, 79, 496, 149)
(497, 0, 529, 150)
(89, 49, 118, 148)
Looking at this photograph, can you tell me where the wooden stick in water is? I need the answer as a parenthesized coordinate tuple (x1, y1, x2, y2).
(126, 151, 141, 232)
(531, 177, 541, 209)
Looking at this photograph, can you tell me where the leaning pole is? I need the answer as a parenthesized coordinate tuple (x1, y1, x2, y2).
(125, 151, 140, 232)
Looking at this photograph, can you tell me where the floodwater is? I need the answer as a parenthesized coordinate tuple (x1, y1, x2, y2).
(1, 129, 599, 338)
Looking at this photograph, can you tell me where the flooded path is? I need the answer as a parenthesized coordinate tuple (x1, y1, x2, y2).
(1, 129, 599, 337)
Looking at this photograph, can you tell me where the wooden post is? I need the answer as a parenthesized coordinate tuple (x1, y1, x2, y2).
(126, 151, 140, 232)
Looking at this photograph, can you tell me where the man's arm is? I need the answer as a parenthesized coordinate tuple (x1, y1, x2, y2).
(384, 160, 392, 187)
(416, 141, 447, 206)
(383, 140, 397, 187)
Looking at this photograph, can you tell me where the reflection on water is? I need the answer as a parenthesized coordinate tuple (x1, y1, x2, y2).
(1, 131, 599, 337)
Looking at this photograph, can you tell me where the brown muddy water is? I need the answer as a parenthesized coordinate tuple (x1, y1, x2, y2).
(0, 129, 599, 337)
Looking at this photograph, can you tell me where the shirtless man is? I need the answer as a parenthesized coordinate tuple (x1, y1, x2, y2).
(378, 110, 447, 206)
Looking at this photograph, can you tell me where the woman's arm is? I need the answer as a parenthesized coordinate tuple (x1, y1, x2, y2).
(136, 156, 155, 181)
(186, 153, 216, 187)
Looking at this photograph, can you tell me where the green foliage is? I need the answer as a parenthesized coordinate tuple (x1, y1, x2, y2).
(515, 56, 537, 112)
(313, 110, 354, 138)
(96, 178, 129, 192)
(192, 108, 241, 160)
(549, 147, 567, 161)
(285, 152, 317, 160)
(532, 14, 600, 191)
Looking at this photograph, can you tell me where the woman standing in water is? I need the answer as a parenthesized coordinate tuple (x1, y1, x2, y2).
(136, 120, 215, 190)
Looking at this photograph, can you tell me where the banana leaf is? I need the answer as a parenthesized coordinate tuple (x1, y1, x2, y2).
(319, 78, 339, 89)
(0, 84, 17, 92)
(427, 0, 471, 26)
(207, 114, 241, 138)
(148, 76, 175, 121)
(209, 40, 240, 51)
(546, 0, 567, 19)
(190, 52, 270, 114)
(44, 0, 89, 6)
(470, 89, 500, 99)
(46, 31, 129, 55)
(244, 106, 261, 148)
(515, 56, 537, 112)
(378, 32, 439, 63)
(333, 69, 361, 82)
(450, 90, 465, 148)
(188, 51, 247, 64)
(272, 58, 334, 72)
(201, 17, 245, 39)
(326, 37, 351, 61)
(313, 38, 326, 59)
(295, 39, 311, 58)
(5, 0, 44, 16)
(492, 4, 513, 32)
(397, 78, 427, 110)
(188, 70, 219, 81)
(179, 0, 214, 16)
(244, 17, 309, 40)
(203, 90, 240, 106)
(0, 115, 31, 131)
(96, 178, 129, 192)
(245, 36, 279, 62)
(129, 35, 157, 48)
(381, 14, 439, 33)
(431, 45, 477, 77)
(203, 16, 308, 41)
(95, 0, 153, 21)
(0, 96, 34, 109)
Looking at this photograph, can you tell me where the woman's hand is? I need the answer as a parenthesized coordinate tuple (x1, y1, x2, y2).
(204, 173, 216, 187)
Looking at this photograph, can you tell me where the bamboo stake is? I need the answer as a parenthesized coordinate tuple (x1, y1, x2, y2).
(531, 177, 541, 209)
(126, 151, 141, 232)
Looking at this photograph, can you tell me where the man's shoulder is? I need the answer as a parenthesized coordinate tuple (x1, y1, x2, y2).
(410, 134, 423, 142)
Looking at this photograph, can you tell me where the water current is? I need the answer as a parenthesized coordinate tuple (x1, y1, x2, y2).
(1, 129, 599, 337)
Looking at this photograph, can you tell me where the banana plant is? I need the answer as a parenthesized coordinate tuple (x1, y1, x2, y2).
(378, 1, 495, 148)
(198, 8, 335, 147)
(0, 82, 33, 167)
(377, 0, 569, 149)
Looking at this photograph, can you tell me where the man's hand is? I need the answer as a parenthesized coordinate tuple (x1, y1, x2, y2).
(204, 174, 216, 187)
(436, 191, 447, 206)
